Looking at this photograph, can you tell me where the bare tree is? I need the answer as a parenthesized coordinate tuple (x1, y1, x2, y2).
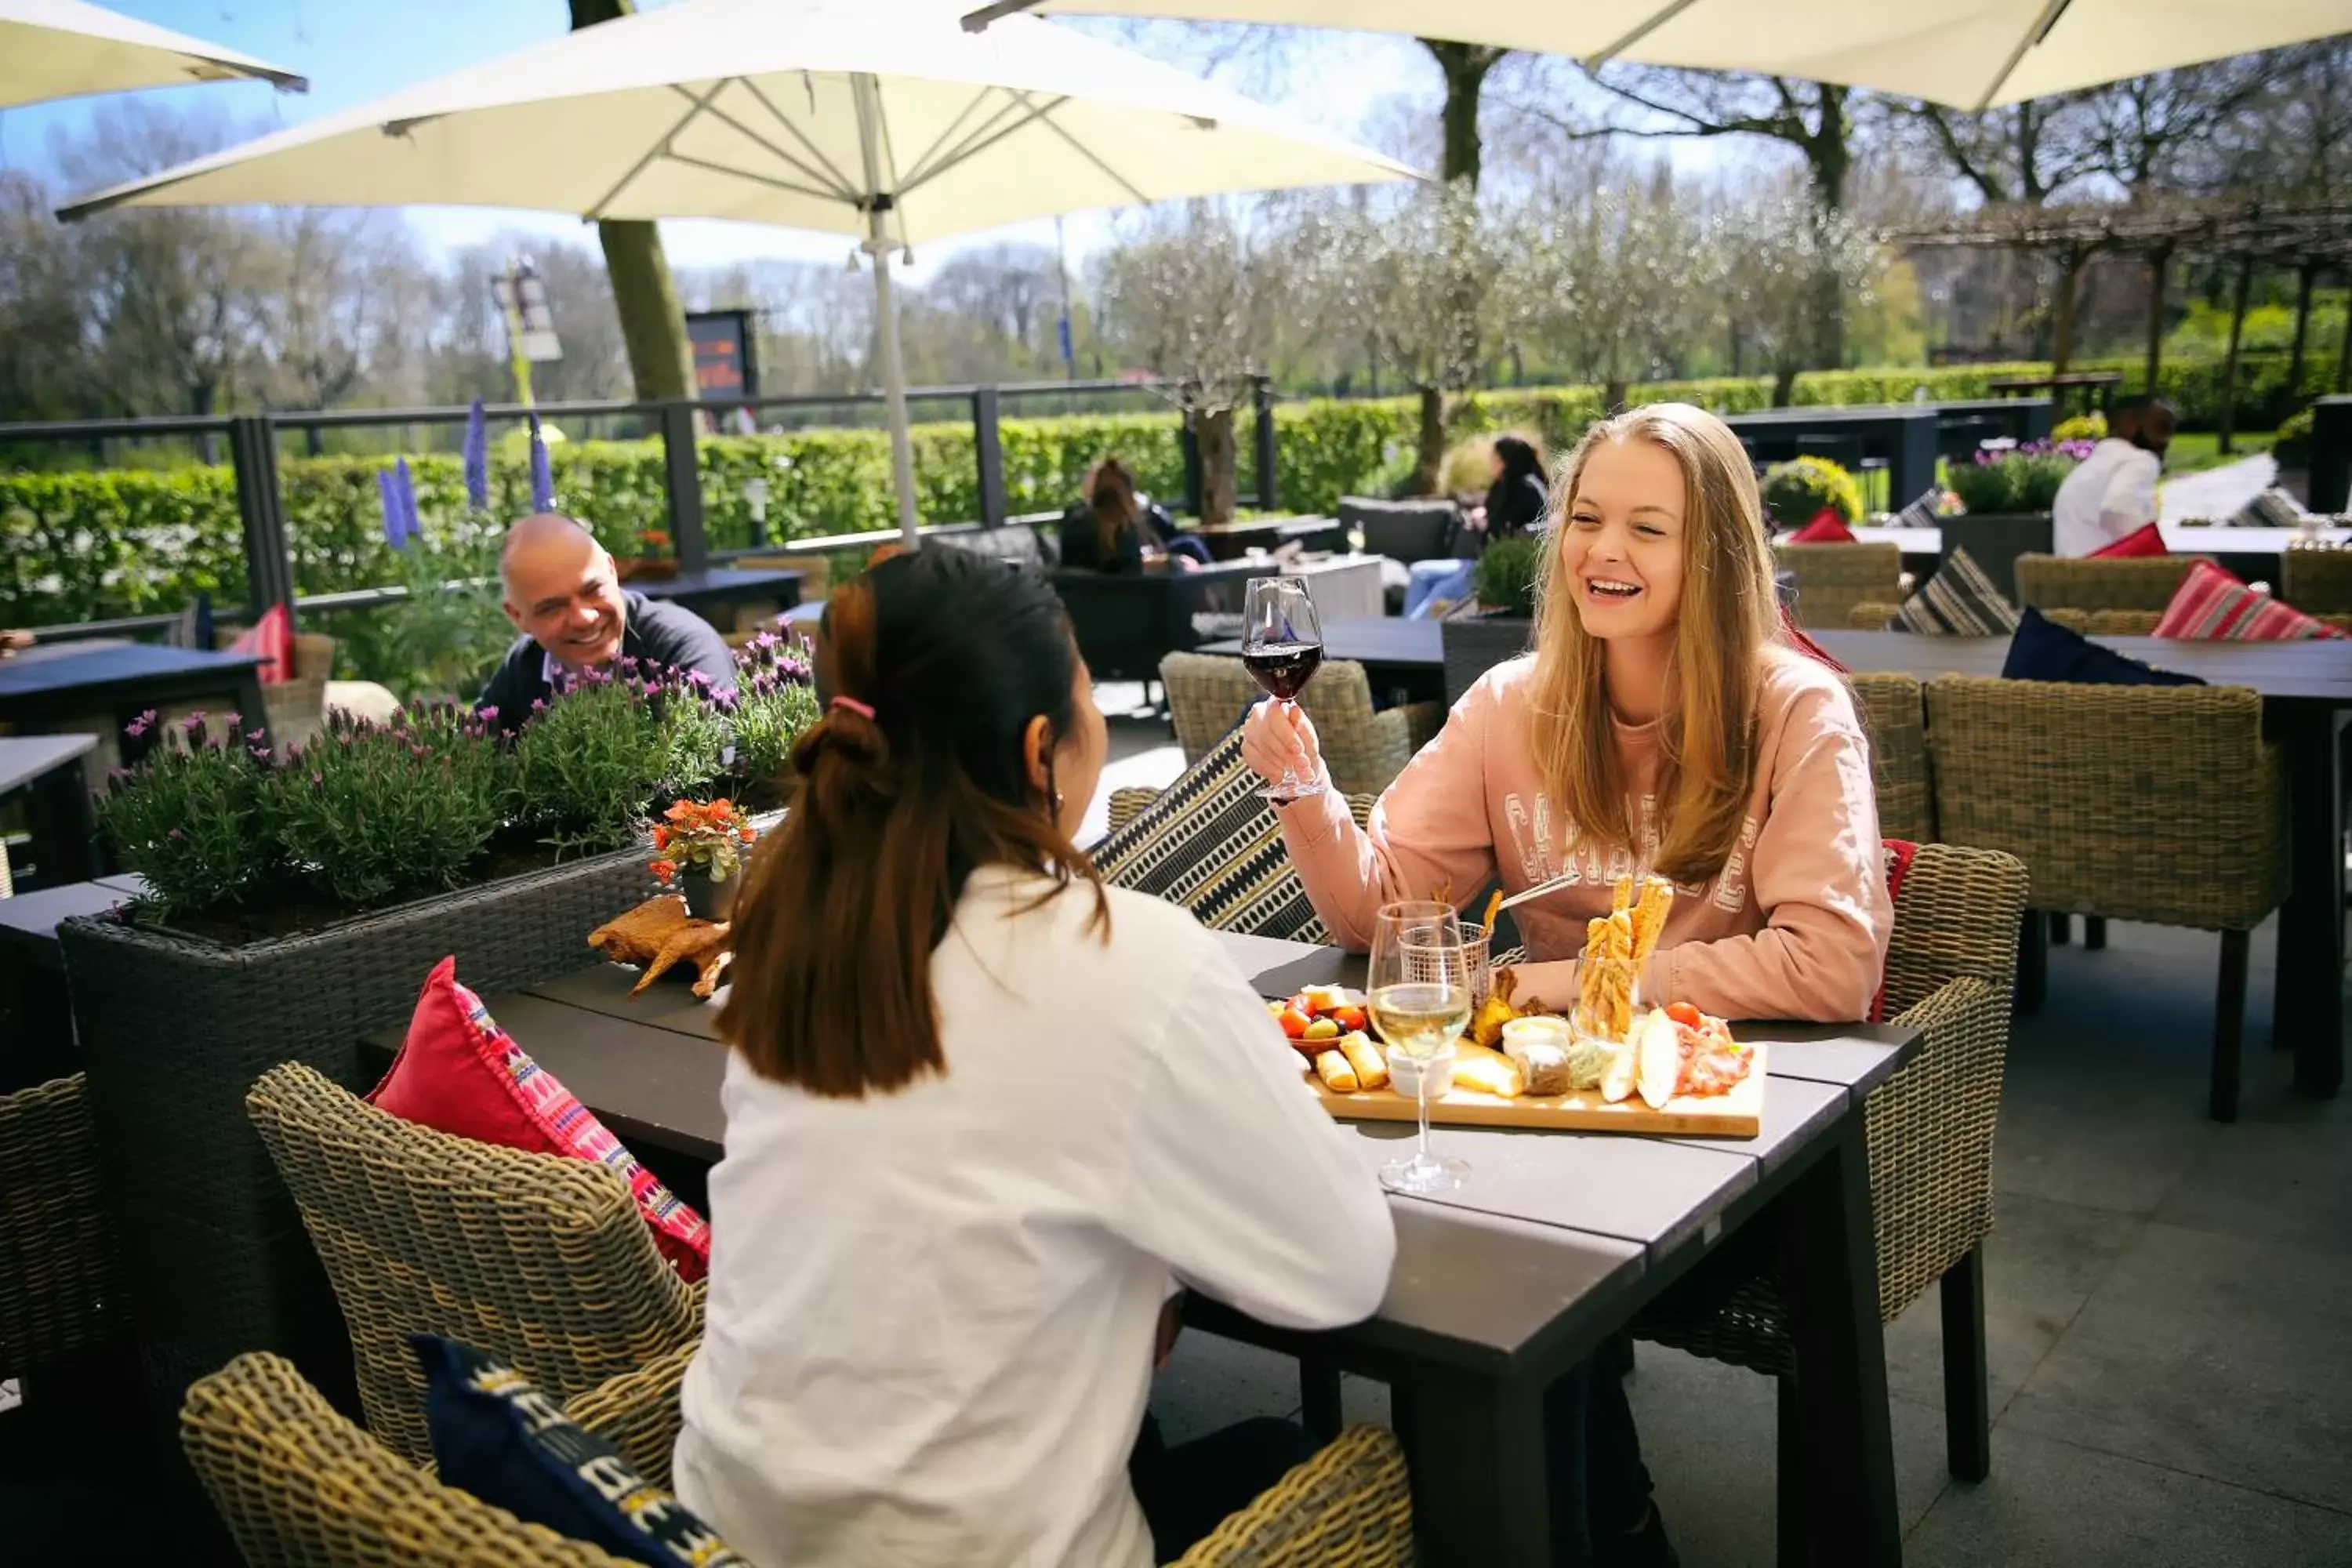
(1513, 169, 1705, 408)
(1312, 180, 1510, 492)
(1098, 201, 1285, 524)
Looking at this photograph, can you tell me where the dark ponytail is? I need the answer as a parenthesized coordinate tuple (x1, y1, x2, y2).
(718, 549, 1106, 1098)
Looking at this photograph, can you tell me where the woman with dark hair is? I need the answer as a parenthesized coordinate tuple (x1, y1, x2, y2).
(1057, 457, 1212, 572)
(1480, 434, 1550, 539)
(674, 548, 1392, 1568)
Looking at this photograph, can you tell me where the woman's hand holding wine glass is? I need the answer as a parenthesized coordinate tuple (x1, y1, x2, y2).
(1240, 577, 1328, 802)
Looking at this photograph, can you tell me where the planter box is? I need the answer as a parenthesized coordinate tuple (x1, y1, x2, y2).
(1934, 514, 2052, 603)
(1440, 615, 1534, 706)
(59, 844, 653, 1496)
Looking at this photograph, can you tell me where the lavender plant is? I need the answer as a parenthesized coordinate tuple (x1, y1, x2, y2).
(94, 710, 277, 918)
(724, 630, 819, 791)
(272, 703, 514, 906)
(512, 662, 724, 853)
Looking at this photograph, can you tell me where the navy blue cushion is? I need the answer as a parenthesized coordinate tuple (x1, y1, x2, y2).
(412, 1335, 745, 1567)
(2001, 608, 2205, 687)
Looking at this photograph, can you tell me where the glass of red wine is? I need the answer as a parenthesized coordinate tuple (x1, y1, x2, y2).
(1242, 575, 1326, 801)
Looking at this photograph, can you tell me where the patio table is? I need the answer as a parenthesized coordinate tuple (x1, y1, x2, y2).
(1723, 404, 1940, 504)
(1813, 628, 2350, 1102)
(633, 566, 804, 626)
(0, 639, 269, 760)
(360, 931, 1916, 1566)
(0, 731, 98, 888)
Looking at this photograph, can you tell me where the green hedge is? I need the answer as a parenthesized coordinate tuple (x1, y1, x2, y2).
(4, 352, 2335, 633)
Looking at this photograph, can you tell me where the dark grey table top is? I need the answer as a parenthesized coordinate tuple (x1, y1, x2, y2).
(0, 641, 265, 700)
(0, 733, 96, 794)
(635, 567, 803, 603)
(0, 880, 141, 967)
(1810, 628, 2352, 704)
(1199, 615, 1441, 668)
(1723, 404, 1936, 426)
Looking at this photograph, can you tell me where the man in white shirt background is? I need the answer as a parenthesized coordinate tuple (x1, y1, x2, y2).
(2052, 394, 2177, 556)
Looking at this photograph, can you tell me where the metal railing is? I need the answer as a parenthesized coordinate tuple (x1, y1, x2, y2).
(0, 376, 1282, 641)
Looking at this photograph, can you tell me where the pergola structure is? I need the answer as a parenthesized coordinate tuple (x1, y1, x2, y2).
(1887, 199, 2352, 449)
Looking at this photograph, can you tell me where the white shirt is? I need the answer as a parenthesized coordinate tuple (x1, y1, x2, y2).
(2053, 438, 2161, 557)
(673, 866, 1396, 1568)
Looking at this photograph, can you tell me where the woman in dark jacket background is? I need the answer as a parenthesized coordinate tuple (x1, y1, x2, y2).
(1476, 434, 1550, 539)
(1057, 459, 1211, 573)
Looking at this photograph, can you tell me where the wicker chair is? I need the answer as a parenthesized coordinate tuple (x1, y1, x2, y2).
(1775, 542, 1902, 629)
(1160, 652, 1441, 797)
(1924, 677, 2285, 1121)
(1846, 601, 1900, 630)
(1849, 673, 1933, 843)
(2012, 553, 2214, 613)
(245, 1063, 703, 1465)
(1439, 615, 1533, 706)
(213, 630, 338, 754)
(1639, 843, 2028, 1530)
(0, 1073, 130, 1376)
(2281, 547, 2352, 615)
(182, 1349, 1417, 1568)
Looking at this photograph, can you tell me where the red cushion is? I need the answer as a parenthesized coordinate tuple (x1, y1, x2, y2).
(1869, 840, 1919, 1026)
(369, 957, 710, 1280)
(1786, 510, 1857, 544)
(2153, 561, 2349, 642)
(2089, 523, 2167, 559)
(228, 602, 295, 686)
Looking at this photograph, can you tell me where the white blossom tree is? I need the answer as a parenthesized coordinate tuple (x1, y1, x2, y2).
(1710, 191, 1882, 405)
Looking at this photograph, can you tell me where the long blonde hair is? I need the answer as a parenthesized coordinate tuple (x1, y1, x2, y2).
(1524, 403, 1780, 885)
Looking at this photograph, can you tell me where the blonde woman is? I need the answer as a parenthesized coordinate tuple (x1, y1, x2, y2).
(1243, 401, 1890, 1566)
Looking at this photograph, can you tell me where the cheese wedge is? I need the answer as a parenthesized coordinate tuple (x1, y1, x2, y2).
(1449, 1040, 1524, 1098)
(1635, 1008, 1682, 1111)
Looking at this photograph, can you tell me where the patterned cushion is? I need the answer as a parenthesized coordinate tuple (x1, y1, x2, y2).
(2153, 560, 2350, 641)
(2089, 522, 2166, 559)
(1894, 488, 1943, 530)
(1092, 730, 1369, 942)
(370, 958, 711, 1280)
(2227, 488, 2306, 529)
(1896, 546, 2020, 636)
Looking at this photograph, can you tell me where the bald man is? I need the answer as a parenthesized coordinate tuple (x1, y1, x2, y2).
(476, 513, 736, 731)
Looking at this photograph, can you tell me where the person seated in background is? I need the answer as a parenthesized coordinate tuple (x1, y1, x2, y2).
(1057, 458, 1214, 573)
(676, 549, 1393, 1567)
(475, 512, 736, 728)
(2052, 394, 2175, 557)
(1403, 434, 1552, 618)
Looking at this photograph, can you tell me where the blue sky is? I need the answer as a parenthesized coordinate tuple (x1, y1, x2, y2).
(1, 0, 1437, 280)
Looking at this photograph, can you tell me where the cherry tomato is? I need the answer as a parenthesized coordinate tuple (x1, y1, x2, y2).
(1276, 1007, 1311, 1039)
(1666, 1002, 1704, 1029)
(1330, 1004, 1369, 1032)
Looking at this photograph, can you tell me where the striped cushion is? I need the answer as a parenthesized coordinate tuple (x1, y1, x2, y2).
(2154, 561, 2349, 641)
(1894, 488, 1942, 530)
(2227, 488, 2306, 529)
(1896, 546, 2020, 636)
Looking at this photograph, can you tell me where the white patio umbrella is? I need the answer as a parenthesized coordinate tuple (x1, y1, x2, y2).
(1, 0, 306, 109)
(58, 0, 1413, 545)
(1002, 0, 2352, 110)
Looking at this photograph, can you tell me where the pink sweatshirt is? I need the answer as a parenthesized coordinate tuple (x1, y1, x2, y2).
(1278, 648, 1892, 1022)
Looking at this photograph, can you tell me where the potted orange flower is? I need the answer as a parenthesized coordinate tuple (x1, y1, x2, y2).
(650, 797, 758, 920)
(617, 526, 680, 581)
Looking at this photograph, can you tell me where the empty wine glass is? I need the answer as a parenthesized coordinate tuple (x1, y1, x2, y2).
(1241, 576, 1325, 801)
(1368, 900, 1474, 1195)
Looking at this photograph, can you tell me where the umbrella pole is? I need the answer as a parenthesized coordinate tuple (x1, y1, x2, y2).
(854, 74, 920, 550)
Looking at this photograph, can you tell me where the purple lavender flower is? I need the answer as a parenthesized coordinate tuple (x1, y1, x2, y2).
(182, 713, 209, 741)
(394, 457, 423, 546)
(377, 467, 410, 550)
(463, 397, 491, 512)
(168, 827, 185, 841)
(125, 710, 154, 739)
(528, 411, 554, 512)
(478, 705, 499, 724)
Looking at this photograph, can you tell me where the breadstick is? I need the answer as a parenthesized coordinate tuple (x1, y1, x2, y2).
(1630, 877, 1674, 967)
(1481, 887, 1504, 936)
(1607, 910, 1634, 962)
(1612, 873, 1634, 917)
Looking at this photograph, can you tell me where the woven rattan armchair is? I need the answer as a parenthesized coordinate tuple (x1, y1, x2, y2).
(2012, 553, 2213, 612)
(1438, 615, 1533, 705)
(1924, 677, 2285, 1120)
(245, 1063, 702, 1465)
(2281, 546, 2352, 615)
(0, 1073, 129, 1376)
(1849, 673, 1933, 843)
(1639, 843, 2028, 1539)
(1846, 601, 1900, 630)
(1776, 542, 1902, 628)
(182, 1350, 1416, 1568)
(1160, 652, 1441, 798)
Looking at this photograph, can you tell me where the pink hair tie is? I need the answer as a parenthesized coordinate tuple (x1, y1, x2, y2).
(829, 695, 875, 720)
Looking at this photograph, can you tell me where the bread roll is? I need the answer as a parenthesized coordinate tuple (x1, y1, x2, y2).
(1312, 1049, 1359, 1094)
(1337, 1030, 1388, 1091)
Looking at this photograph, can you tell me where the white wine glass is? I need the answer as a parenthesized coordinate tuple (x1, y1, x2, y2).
(1368, 900, 1473, 1195)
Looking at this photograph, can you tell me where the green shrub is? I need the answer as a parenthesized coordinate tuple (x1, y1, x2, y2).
(1472, 535, 1542, 618)
(1761, 456, 1864, 527)
(2274, 407, 2316, 466)
(2053, 412, 2107, 442)
(725, 631, 820, 802)
(274, 703, 512, 906)
(511, 666, 725, 853)
(94, 713, 277, 919)
(1950, 441, 2087, 514)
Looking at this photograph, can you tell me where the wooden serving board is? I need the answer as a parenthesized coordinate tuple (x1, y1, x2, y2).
(1305, 1042, 1766, 1139)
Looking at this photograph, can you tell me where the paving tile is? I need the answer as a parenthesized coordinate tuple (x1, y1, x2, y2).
(1148, 1330, 1303, 1446)
(1881, 1193, 2141, 1417)
(1622, 1345, 1949, 1565)
(2002, 1222, 2352, 1514)
(1907, 1425, 2352, 1567)
(2156, 1092, 2352, 1259)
